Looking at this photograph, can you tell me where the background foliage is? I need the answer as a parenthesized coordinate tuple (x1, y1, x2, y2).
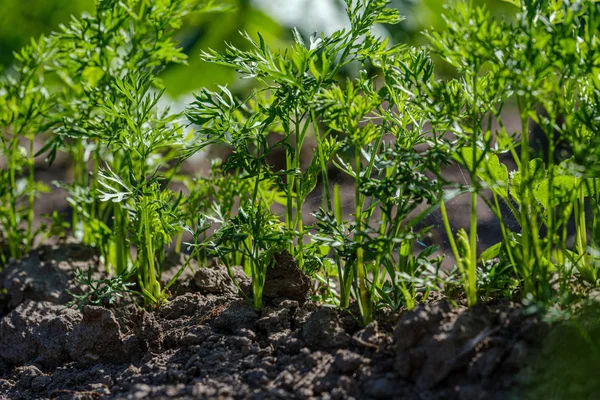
(0, 0, 513, 96)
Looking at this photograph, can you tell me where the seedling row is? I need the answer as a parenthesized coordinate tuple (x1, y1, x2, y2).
(1, 0, 600, 325)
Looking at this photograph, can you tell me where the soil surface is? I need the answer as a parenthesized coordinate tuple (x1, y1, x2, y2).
(0, 242, 594, 400)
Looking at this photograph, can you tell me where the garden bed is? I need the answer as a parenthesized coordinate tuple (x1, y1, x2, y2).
(2, 1, 600, 399)
(0, 241, 584, 400)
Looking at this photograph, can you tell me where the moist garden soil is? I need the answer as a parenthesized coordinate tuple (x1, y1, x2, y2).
(0, 242, 597, 400)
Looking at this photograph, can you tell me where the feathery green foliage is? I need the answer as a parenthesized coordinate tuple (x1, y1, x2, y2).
(1, 0, 599, 321)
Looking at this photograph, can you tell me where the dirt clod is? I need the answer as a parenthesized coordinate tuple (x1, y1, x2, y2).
(30, 375, 51, 392)
(213, 300, 258, 333)
(67, 306, 133, 366)
(263, 251, 311, 303)
(16, 365, 44, 388)
(302, 308, 352, 349)
(1, 242, 98, 309)
(0, 300, 81, 368)
(334, 349, 364, 372)
(363, 377, 395, 399)
(194, 265, 239, 296)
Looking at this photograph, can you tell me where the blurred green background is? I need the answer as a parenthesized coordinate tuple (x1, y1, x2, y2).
(0, 0, 513, 98)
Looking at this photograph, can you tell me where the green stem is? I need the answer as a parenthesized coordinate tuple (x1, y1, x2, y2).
(143, 201, 161, 304)
(292, 115, 312, 269)
(252, 252, 263, 311)
(285, 131, 294, 245)
(252, 174, 261, 207)
(355, 149, 370, 325)
(114, 205, 128, 274)
(295, 177, 304, 268)
(71, 141, 83, 235)
(88, 149, 100, 244)
(333, 184, 351, 308)
(575, 183, 591, 281)
(26, 133, 35, 252)
(468, 71, 478, 307)
(492, 193, 518, 270)
(517, 97, 533, 295)
(175, 232, 183, 254)
(311, 111, 331, 212)
(243, 232, 263, 311)
(7, 141, 20, 259)
(468, 189, 478, 306)
(440, 197, 465, 281)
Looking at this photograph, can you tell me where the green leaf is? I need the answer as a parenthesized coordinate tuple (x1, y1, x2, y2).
(534, 175, 600, 209)
(374, 7, 403, 25)
(533, 175, 577, 209)
(301, 138, 340, 198)
(510, 159, 546, 205)
(480, 242, 502, 262)
(452, 146, 484, 172)
(479, 153, 509, 199)
(453, 148, 508, 198)
(82, 66, 105, 87)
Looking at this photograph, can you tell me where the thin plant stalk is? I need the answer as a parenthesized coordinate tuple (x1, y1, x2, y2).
(354, 149, 371, 324)
(468, 71, 479, 307)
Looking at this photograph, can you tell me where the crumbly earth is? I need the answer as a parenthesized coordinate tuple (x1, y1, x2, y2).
(0, 243, 596, 400)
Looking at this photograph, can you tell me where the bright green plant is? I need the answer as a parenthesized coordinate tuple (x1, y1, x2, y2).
(0, 37, 53, 266)
(211, 203, 291, 311)
(423, 2, 511, 306)
(314, 78, 385, 323)
(4, 0, 600, 317)
(34, 0, 226, 274)
(0, 0, 223, 300)
(185, 0, 449, 321)
(422, 0, 600, 303)
(0, 0, 224, 268)
(178, 159, 250, 264)
(187, 0, 404, 271)
(313, 65, 450, 321)
(180, 156, 284, 271)
(94, 74, 187, 305)
(67, 266, 138, 310)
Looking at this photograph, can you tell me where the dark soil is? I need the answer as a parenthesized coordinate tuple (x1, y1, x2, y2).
(0, 243, 596, 400)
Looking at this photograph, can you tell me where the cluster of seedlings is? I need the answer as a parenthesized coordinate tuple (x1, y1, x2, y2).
(1, 0, 600, 326)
